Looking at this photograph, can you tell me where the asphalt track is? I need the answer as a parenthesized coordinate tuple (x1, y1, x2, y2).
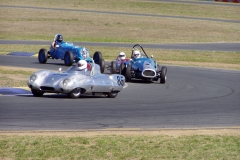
(0, 53, 239, 130)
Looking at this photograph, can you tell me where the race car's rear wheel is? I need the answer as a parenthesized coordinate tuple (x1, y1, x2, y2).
(68, 88, 81, 99)
(160, 66, 167, 84)
(120, 63, 126, 76)
(31, 89, 44, 97)
(64, 51, 74, 66)
(111, 61, 116, 74)
(125, 64, 131, 82)
(107, 91, 118, 98)
(100, 59, 105, 73)
(93, 51, 105, 73)
(38, 48, 48, 64)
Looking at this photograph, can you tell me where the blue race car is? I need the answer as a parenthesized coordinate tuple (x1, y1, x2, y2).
(38, 34, 105, 73)
(120, 44, 167, 83)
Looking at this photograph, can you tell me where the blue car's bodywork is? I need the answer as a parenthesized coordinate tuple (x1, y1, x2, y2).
(49, 41, 86, 63)
(38, 35, 105, 73)
(120, 44, 167, 83)
(38, 40, 89, 66)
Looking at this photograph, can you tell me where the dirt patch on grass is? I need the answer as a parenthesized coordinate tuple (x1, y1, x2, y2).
(1, 128, 240, 137)
(0, 66, 38, 72)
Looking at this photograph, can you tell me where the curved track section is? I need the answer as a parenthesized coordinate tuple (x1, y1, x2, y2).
(0, 55, 239, 130)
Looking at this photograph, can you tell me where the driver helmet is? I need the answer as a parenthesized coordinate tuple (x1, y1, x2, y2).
(118, 52, 126, 60)
(133, 50, 141, 58)
(55, 34, 63, 43)
(77, 60, 87, 71)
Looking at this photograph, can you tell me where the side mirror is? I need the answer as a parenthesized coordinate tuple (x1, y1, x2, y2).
(151, 55, 154, 58)
(59, 68, 62, 73)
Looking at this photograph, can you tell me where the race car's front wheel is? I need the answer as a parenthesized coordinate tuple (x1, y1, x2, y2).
(64, 51, 74, 66)
(160, 66, 167, 84)
(125, 64, 131, 82)
(38, 48, 48, 64)
(100, 59, 105, 73)
(31, 89, 44, 97)
(68, 88, 81, 99)
(111, 61, 116, 74)
(107, 91, 118, 98)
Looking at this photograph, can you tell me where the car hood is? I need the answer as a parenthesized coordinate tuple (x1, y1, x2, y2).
(29, 70, 88, 86)
(61, 42, 82, 52)
(132, 58, 156, 71)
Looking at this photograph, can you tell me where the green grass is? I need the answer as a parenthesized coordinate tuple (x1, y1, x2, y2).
(0, 68, 34, 87)
(0, 68, 33, 75)
(0, 0, 239, 43)
(0, 135, 240, 159)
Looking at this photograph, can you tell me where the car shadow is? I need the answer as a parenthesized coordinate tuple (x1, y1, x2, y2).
(128, 79, 159, 84)
(33, 62, 68, 66)
(17, 94, 108, 99)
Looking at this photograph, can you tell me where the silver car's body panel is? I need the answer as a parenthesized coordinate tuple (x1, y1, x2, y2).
(27, 60, 125, 98)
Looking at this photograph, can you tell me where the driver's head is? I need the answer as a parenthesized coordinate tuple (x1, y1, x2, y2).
(118, 52, 126, 60)
(77, 60, 87, 70)
(56, 34, 63, 42)
(133, 50, 141, 58)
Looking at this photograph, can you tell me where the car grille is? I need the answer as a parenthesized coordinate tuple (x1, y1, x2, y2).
(40, 86, 54, 91)
(142, 70, 156, 77)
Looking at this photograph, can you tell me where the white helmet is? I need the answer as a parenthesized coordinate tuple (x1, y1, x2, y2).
(119, 52, 126, 60)
(77, 60, 87, 70)
(133, 50, 141, 58)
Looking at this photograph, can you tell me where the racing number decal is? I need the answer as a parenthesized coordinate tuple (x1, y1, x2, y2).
(117, 76, 124, 86)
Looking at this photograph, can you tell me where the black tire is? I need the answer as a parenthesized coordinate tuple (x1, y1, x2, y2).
(31, 89, 44, 97)
(64, 51, 74, 66)
(160, 66, 167, 84)
(100, 59, 105, 73)
(111, 61, 116, 74)
(120, 63, 126, 76)
(93, 51, 105, 73)
(38, 48, 48, 64)
(68, 88, 81, 99)
(93, 51, 103, 64)
(107, 91, 118, 98)
(125, 65, 131, 82)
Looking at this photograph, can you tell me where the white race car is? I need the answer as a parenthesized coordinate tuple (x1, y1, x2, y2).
(27, 58, 125, 99)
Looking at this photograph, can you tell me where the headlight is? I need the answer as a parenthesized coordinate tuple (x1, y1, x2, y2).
(30, 75, 37, 82)
(63, 79, 70, 86)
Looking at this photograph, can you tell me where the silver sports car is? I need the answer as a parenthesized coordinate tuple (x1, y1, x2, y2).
(27, 59, 125, 98)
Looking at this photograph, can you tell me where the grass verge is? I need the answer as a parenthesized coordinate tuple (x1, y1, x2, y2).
(0, 1, 240, 43)
(0, 129, 240, 160)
